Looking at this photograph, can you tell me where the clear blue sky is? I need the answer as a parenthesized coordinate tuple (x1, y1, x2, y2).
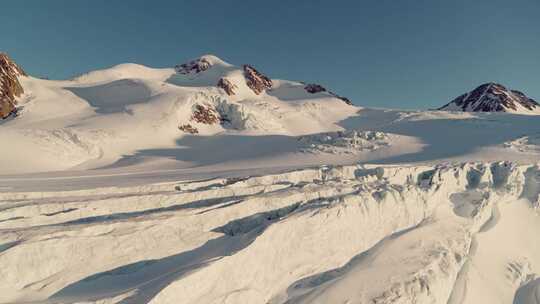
(2, 0, 539, 109)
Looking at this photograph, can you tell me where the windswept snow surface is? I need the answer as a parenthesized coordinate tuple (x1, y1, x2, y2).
(2, 163, 540, 304)
(2, 55, 540, 304)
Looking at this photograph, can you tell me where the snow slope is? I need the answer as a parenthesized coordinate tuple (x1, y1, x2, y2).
(2, 55, 540, 182)
(2, 162, 540, 304)
(2, 106, 540, 192)
(0, 55, 359, 175)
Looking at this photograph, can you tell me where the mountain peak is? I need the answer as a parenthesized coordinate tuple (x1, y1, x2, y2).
(0, 53, 26, 119)
(174, 54, 231, 75)
(0, 53, 26, 77)
(198, 54, 230, 65)
(439, 82, 539, 114)
(171, 54, 353, 103)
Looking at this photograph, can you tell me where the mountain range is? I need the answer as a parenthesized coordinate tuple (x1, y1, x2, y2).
(2, 53, 540, 123)
(2, 52, 540, 304)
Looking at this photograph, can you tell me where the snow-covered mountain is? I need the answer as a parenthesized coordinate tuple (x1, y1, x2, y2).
(2, 53, 539, 177)
(439, 82, 540, 114)
(0, 54, 357, 174)
(1, 53, 540, 176)
(2, 53, 540, 304)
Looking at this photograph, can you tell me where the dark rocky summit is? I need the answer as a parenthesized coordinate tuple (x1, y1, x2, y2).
(0, 53, 26, 119)
(243, 65, 272, 95)
(439, 83, 539, 113)
(175, 55, 354, 105)
(304, 83, 327, 94)
(175, 57, 212, 75)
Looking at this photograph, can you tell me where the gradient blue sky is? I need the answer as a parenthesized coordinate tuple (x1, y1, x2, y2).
(2, 0, 539, 109)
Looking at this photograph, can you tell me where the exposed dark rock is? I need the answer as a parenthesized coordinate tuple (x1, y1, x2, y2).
(175, 57, 212, 75)
(332, 94, 353, 106)
(191, 104, 220, 125)
(440, 83, 539, 113)
(243, 65, 272, 95)
(178, 124, 199, 134)
(0, 53, 26, 119)
(217, 78, 237, 96)
(304, 83, 353, 105)
(304, 84, 327, 94)
(179, 104, 223, 134)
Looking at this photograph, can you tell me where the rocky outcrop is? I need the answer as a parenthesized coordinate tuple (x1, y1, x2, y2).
(439, 83, 539, 113)
(243, 65, 272, 95)
(175, 57, 212, 75)
(304, 83, 353, 105)
(217, 78, 237, 96)
(178, 124, 198, 134)
(175, 55, 353, 106)
(304, 83, 327, 94)
(179, 104, 224, 135)
(332, 94, 353, 105)
(0, 53, 26, 118)
(192, 104, 220, 124)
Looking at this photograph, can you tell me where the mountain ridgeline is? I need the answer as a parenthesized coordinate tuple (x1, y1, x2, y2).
(1, 52, 538, 120)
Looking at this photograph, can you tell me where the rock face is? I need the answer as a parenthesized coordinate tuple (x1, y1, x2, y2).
(243, 65, 272, 95)
(174, 55, 354, 106)
(304, 83, 353, 105)
(439, 83, 539, 113)
(332, 94, 353, 106)
(304, 83, 327, 94)
(0, 53, 26, 118)
(175, 57, 212, 75)
(179, 104, 222, 134)
(178, 124, 199, 134)
(191, 104, 221, 125)
(217, 78, 237, 96)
